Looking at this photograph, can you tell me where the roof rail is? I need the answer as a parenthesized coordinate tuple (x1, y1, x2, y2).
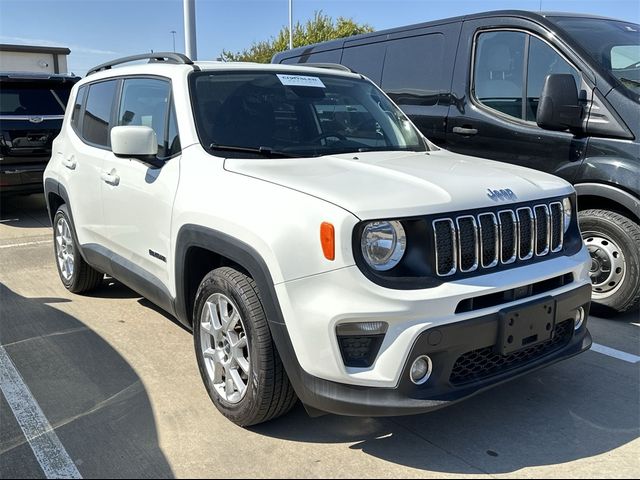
(298, 63, 355, 73)
(87, 52, 193, 76)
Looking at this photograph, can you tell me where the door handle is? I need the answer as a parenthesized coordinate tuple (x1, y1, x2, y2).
(62, 156, 76, 170)
(453, 126, 478, 136)
(101, 170, 120, 186)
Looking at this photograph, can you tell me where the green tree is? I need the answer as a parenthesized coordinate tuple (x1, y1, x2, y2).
(221, 11, 374, 63)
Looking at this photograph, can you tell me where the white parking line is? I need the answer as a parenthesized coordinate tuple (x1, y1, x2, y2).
(591, 343, 640, 364)
(0, 240, 52, 249)
(0, 347, 82, 479)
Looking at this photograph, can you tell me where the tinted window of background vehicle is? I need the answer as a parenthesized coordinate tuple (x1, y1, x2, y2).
(341, 42, 386, 84)
(526, 36, 580, 121)
(548, 17, 640, 95)
(0, 82, 71, 115)
(294, 49, 342, 64)
(474, 31, 526, 119)
(382, 34, 445, 105)
(117, 78, 171, 157)
(83, 80, 117, 147)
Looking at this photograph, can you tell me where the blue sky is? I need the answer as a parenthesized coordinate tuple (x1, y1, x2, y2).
(1, 0, 639, 75)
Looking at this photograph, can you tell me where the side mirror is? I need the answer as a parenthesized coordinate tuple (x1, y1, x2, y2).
(111, 126, 163, 168)
(536, 74, 583, 132)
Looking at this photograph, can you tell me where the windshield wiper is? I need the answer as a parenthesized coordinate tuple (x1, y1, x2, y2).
(208, 143, 301, 158)
(354, 146, 427, 153)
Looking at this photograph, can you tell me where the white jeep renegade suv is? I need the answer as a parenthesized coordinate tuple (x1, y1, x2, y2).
(44, 53, 592, 426)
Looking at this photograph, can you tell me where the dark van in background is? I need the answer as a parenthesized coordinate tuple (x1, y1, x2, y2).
(273, 10, 640, 314)
(0, 73, 79, 195)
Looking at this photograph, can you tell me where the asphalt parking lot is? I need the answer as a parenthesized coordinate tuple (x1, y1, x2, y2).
(1, 194, 638, 479)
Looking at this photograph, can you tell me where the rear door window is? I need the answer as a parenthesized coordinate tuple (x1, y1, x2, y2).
(0, 82, 71, 115)
(82, 80, 118, 147)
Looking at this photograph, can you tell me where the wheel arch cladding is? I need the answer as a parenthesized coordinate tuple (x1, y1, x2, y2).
(174, 225, 285, 329)
(174, 224, 312, 406)
(575, 183, 639, 223)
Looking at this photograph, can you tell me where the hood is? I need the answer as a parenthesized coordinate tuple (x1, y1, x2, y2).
(224, 150, 574, 219)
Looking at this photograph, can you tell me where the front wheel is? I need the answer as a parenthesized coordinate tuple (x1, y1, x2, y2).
(579, 209, 640, 313)
(193, 267, 297, 426)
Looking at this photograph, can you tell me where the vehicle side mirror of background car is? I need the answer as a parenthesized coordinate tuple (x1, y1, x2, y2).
(536, 74, 584, 133)
(111, 126, 164, 168)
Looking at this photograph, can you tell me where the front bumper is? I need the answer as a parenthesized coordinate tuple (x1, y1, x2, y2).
(272, 283, 591, 417)
(275, 248, 591, 386)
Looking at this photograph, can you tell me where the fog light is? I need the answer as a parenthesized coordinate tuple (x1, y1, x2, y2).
(410, 355, 433, 385)
(336, 322, 388, 368)
(573, 307, 585, 330)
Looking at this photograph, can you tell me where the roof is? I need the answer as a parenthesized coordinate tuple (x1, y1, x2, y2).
(193, 61, 359, 78)
(0, 43, 71, 55)
(81, 54, 360, 84)
(274, 9, 632, 60)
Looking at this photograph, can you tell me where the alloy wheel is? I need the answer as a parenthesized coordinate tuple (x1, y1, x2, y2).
(55, 216, 75, 282)
(199, 293, 250, 404)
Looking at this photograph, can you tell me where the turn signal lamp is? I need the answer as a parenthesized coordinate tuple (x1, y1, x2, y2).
(320, 222, 335, 260)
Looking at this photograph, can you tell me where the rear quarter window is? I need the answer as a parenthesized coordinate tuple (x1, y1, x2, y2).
(71, 86, 86, 132)
(284, 49, 342, 64)
(341, 42, 386, 84)
(381, 33, 445, 105)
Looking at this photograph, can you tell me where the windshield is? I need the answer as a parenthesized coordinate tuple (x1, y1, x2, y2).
(550, 17, 640, 96)
(190, 71, 427, 158)
(0, 82, 71, 115)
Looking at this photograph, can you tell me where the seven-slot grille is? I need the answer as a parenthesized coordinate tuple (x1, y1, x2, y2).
(433, 201, 564, 277)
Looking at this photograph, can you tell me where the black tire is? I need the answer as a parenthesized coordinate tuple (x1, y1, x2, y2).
(53, 204, 103, 294)
(193, 267, 297, 426)
(579, 209, 640, 313)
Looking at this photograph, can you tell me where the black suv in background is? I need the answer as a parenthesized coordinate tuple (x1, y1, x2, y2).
(273, 10, 640, 314)
(0, 73, 79, 195)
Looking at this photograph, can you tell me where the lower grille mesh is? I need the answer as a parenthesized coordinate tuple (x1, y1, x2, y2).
(449, 319, 574, 385)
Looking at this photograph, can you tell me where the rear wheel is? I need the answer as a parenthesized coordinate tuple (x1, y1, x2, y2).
(579, 209, 640, 313)
(53, 204, 103, 293)
(193, 267, 297, 426)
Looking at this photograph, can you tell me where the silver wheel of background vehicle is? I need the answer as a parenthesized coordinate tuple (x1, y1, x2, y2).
(584, 233, 626, 300)
(199, 293, 250, 404)
(55, 216, 75, 282)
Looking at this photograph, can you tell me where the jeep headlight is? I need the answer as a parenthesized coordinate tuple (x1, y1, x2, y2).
(562, 197, 572, 232)
(361, 221, 406, 271)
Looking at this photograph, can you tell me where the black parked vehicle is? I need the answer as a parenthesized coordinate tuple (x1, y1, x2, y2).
(273, 10, 640, 313)
(0, 73, 79, 195)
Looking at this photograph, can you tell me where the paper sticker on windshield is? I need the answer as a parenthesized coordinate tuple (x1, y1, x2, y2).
(277, 74, 326, 88)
